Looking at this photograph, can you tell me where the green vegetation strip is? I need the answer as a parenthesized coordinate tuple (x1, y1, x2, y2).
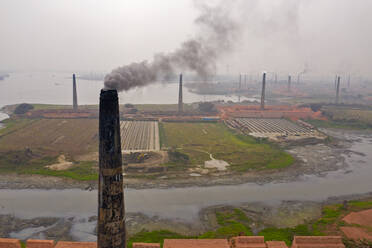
(127, 199, 372, 247)
(0, 150, 97, 181)
(162, 122, 294, 171)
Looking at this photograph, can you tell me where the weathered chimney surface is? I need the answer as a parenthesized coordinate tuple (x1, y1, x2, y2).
(73, 74, 78, 111)
(336, 76, 341, 104)
(287, 75, 291, 92)
(260, 72, 266, 110)
(98, 89, 126, 248)
(178, 74, 183, 114)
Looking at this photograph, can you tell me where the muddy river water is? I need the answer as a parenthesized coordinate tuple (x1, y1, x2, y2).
(0, 131, 371, 241)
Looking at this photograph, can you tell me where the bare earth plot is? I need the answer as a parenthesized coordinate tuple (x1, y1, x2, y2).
(0, 118, 98, 157)
(120, 121, 160, 152)
(232, 118, 325, 141)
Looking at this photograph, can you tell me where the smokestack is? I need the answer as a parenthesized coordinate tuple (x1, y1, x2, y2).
(260, 72, 266, 110)
(347, 75, 350, 88)
(73, 74, 78, 111)
(98, 89, 126, 248)
(288, 75, 291, 92)
(239, 74, 242, 89)
(178, 74, 183, 114)
(334, 75, 338, 90)
(244, 74, 247, 89)
(274, 73, 277, 84)
(336, 76, 341, 104)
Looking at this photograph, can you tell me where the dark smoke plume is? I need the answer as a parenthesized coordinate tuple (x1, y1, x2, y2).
(104, 1, 239, 92)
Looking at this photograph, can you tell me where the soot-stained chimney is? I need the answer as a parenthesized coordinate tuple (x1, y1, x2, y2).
(260, 72, 266, 110)
(336, 76, 341, 104)
(178, 74, 183, 114)
(73, 74, 78, 111)
(98, 89, 126, 248)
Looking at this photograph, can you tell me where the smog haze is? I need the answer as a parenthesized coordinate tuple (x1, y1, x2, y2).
(1, 0, 372, 78)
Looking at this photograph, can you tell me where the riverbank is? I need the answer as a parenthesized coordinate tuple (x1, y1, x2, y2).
(0, 128, 368, 190)
(2, 195, 372, 245)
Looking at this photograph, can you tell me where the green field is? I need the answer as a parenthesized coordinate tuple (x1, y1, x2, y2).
(161, 122, 294, 171)
(308, 106, 372, 129)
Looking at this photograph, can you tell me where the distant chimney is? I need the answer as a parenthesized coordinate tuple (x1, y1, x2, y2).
(73, 74, 78, 111)
(274, 73, 277, 84)
(260, 72, 266, 110)
(98, 89, 126, 248)
(288, 75, 291, 92)
(178, 74, 183, 114)
(334, 75, 338, 90)
(336, 76, 341, 104)
(347, 75, 350, 88)
(239, 74, 242, 89)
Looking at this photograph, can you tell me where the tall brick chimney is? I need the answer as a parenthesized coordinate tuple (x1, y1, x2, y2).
(260, 72, 266, 110)
(336, 76, 340, 104)
(288, 75, 291, 92)
(73, 74, 78, 111)
(178, 74, 183, 114)
(98, 89, 126, 248)
(239, 74, 242, 89)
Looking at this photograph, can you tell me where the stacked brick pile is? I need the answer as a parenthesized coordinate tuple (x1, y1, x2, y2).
(0, 236, 346, 248)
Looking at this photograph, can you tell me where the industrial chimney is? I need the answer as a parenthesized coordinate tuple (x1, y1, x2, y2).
(239, 74, 242, 89)
(260, 72, 266, 110)
(178, 74, 183, 114)
(98, 89, 126, 248)
(336, 76, 341, 104)
(288, 75, 291, 92)
(73, 74, 78, 111)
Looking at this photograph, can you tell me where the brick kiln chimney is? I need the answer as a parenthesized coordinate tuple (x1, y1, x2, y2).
(239, 74, 242, 89)
(260, 72, 266, 110)
(178, 74, 183, 114)
(98, 89, 126, 248)
(336, 76, 340, 104)
(73, 74, 78, 111)
(288, 75, 291, 92)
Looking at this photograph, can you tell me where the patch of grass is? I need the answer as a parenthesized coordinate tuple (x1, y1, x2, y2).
(349, 200, 372, 209)
(199, 222, 252, 239)
(201, 208, 253, 239)
(0, 149, 98, 181)
(161, 122, 294, 172)
(25, 160, 98, 181)
(258, 225, 312, 246)
(127, 230, 189, 248)
(307, 119, 371, 130)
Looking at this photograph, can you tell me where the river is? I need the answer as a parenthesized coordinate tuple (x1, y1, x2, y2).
(0, 71, 254, 108)
(0, 131, 371, 241)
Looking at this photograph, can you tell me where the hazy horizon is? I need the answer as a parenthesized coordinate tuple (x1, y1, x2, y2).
(1, 0, 372, 78)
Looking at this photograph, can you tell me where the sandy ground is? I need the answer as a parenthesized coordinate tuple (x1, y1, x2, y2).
(341, 209, 372, 241)
(46, 155, 73, 171)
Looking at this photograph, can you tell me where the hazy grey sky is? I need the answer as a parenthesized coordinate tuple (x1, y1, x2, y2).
(1, 0, 371, 77)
